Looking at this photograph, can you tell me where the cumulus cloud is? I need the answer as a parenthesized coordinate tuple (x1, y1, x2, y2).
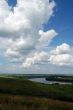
(5, 37, 35, 57)
(6, 48, 20, 57)
(0, 0, 9, 19)
(22, 43, 73, 68)
(0, 0, 73, 71)
(49, 54, 73, 66)
(0, 0, 55, 37)
(39, 29, 58, 43)
(49, 43, 73, 66)
(50, 43, 71, 55)
(0, 0, 58, 68)
(37, 29, 58, 49)
(22, 51, 48, 68)
(0, 0, 73, 74)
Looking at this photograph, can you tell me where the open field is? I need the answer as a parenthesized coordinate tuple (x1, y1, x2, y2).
(0, 77, 73, 102)
(0, 94, 73, 110)
(0, 76, 73, 109)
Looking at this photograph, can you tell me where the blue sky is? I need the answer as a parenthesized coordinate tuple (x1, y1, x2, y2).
(44, 0, 73, 46)
(8, 0, 73, 46)
(8, 0, 17, 6)
(0, 0, 73, 74)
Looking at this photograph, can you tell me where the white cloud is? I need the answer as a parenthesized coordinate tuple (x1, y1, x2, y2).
(51, 43, 71, 55)
(22, 51, 48, 68)
(0, 0, 55, 37)
(0, 0, 9, 19)
(39, 29, 58, 43)
(49, 54, 73, 66)
(37, 29, 58, 49)
(0, 0, 57, 67)
(6, 48, 20, 57)
(0, 0, 73, 74)
(49, 43, 73, 66)
(5, 36, 35, 58)
(22, 43, 73, 68)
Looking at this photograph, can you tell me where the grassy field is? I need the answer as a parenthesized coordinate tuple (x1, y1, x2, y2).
(0, 94, 73, 110)
(0, 77, 73, 109)
(0, 77, 73, 101)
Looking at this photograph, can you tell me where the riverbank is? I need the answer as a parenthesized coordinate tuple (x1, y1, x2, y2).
(0, 77, 73, 102)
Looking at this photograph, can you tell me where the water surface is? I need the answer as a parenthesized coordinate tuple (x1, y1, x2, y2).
(29, 78, 72, 85)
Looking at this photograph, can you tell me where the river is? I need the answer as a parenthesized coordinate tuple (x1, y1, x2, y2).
(29, 78, 72, 85)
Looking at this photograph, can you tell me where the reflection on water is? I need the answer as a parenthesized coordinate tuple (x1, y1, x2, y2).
(29, 78, 72, 85)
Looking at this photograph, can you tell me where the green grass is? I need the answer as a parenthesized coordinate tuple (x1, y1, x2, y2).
(0, 77, 73, 102)
(0, 77, 73, 109)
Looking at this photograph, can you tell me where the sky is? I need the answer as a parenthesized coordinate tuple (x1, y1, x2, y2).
(0, 0, 73, 74)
